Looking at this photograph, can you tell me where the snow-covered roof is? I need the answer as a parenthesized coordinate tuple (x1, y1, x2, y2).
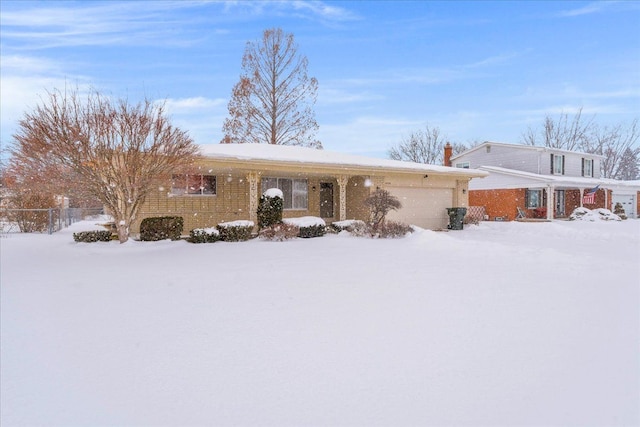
(451, 141, 605, 161)
(198, 143, 487, 178)
(479, 166, 640, 190)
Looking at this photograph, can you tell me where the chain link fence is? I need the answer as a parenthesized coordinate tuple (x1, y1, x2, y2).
(0, 207, 105, 235)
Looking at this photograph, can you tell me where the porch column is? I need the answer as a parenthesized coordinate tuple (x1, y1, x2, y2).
(579, 188, 585, 207)
(337, 175, 349, 221)
(247, 172, 259, 225)
(547, 185, 555, 220)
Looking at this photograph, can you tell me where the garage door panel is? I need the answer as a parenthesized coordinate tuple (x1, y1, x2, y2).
(386, 187, 453, 229)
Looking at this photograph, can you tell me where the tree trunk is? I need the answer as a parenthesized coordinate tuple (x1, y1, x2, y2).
(116, 220, 129, 243)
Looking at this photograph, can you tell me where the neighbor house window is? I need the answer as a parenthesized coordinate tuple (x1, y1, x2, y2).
(171, 174, 216, 195)
(582, 158, 594, 177)
(261, 178, 308, 210)
(551, 154, 565, 175)
(526, 189, 542, 208)
(456, 162, 470, 169)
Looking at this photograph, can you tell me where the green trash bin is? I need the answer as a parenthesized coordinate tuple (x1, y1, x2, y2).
(447, 207, 467, 230)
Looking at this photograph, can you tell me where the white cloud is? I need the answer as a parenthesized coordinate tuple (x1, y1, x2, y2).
(164, 97, 227, 112)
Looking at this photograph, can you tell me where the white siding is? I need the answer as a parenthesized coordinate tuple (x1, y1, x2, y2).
(455, 143, 601, 178)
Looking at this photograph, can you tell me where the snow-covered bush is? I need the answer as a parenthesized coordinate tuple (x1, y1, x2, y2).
(139, 216, 184, 241)
(258, 223, 300, 241)
(73, 230, 113, 242)
(188, 227, 220, 243)
(569, 207, 621, 222)
(283, 216, 326, 238)
(329, 219, 367, 234)
(613, 202, 627, 220)
(217, 220, 254, 242)
(257, 188, 284, 229)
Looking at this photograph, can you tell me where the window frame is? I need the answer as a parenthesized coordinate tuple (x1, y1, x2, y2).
(551, 154, 565, 175)
(261, 177, 308, 210)
(525, 189, 543, 208)
(171, 174, 217, 196)
(582, 158, 594, 177)
(455, 162, 470, 169)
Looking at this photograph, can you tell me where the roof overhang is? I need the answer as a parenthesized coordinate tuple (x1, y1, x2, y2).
(197, 144, 489, 179)
(475, 166, 640, 191)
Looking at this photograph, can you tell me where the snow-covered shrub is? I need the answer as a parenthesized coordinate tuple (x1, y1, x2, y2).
(613, 202, 627, 220)
(257, 188, 284, 229)
(139, 216, 184, 241)
(217, 220, 254, 242)
(258, 223, 300, 241)
(188, 227, 220, 243)
(569, 207, 621, 222)
(329, 219, 367, 234)
(73, 230, 113, 242)
(283, 216, 326, 238)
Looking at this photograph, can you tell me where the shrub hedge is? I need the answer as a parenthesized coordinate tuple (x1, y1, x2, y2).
(298, 224, 326, 238)
(257, 193, 283, 229)
(188, 228, 220, 243)
(73, 230, 113, 242)
(217, 221, 254, 242)
(139, 216, 184, 241)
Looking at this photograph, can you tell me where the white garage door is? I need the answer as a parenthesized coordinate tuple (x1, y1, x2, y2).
(612, 194, 637, 219)
(386, 187, 453, 230)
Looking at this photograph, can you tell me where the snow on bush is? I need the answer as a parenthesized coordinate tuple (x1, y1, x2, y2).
(569, 207, 621, 221)
(282, 216, 326, 228)
(216, 220, 254, 241)
(188, 227, 220, 243)
(283, 217, 326, 238)
(217, 220, 255, 228)
(263, 188, 284, 199)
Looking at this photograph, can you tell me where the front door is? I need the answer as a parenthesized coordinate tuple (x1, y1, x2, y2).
(320, 182, 334, 218)
(555, 190, 565, 217)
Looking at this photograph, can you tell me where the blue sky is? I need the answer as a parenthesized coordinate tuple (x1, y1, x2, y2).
(1, 0, 639, 158)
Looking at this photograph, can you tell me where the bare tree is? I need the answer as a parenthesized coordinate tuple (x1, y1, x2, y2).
(222, 28, 321, 148)
(522, 109, 639, 179)
(589, 119, 640, 179)
(10, 88, 199, 243)
(388, 125, 466, 165)
(364, 189, 402, 230)
(521, 107, 594, 151)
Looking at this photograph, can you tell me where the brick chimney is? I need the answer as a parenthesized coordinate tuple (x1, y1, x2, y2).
(444, 142, 452, 167)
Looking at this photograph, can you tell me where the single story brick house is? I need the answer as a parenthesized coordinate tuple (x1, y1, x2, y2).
(132, 144, 487, 235)
(449, 142, 640, 220)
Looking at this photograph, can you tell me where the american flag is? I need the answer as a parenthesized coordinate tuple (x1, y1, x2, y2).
(583, 185, 599, 205)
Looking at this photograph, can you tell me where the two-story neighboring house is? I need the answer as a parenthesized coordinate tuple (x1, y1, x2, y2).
(449, 142, 640, 220)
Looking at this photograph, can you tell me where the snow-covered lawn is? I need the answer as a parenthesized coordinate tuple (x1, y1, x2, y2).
(1, 219, 639, 426)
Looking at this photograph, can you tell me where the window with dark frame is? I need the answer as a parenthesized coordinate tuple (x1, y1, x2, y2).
(551, 154, 565, 175)
(525, 189, 542, 208)
(261, 177, 308, 210)
(582, 158, 594, 177)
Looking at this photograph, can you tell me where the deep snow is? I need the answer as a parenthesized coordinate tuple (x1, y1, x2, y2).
(1, 219, 639, 426)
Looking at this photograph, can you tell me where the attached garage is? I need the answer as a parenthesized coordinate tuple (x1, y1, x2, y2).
(612, 193, 637, 219)
(386, 187, 453, 230)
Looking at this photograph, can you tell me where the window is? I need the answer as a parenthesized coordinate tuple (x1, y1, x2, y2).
(171, 174, 216, 195)
(456, 162, 470, 169)
(551, 154, 564, 175)
(526, 189, 542, 208)
(582, 158, 594, 177)
(261, 178, 308, 210)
